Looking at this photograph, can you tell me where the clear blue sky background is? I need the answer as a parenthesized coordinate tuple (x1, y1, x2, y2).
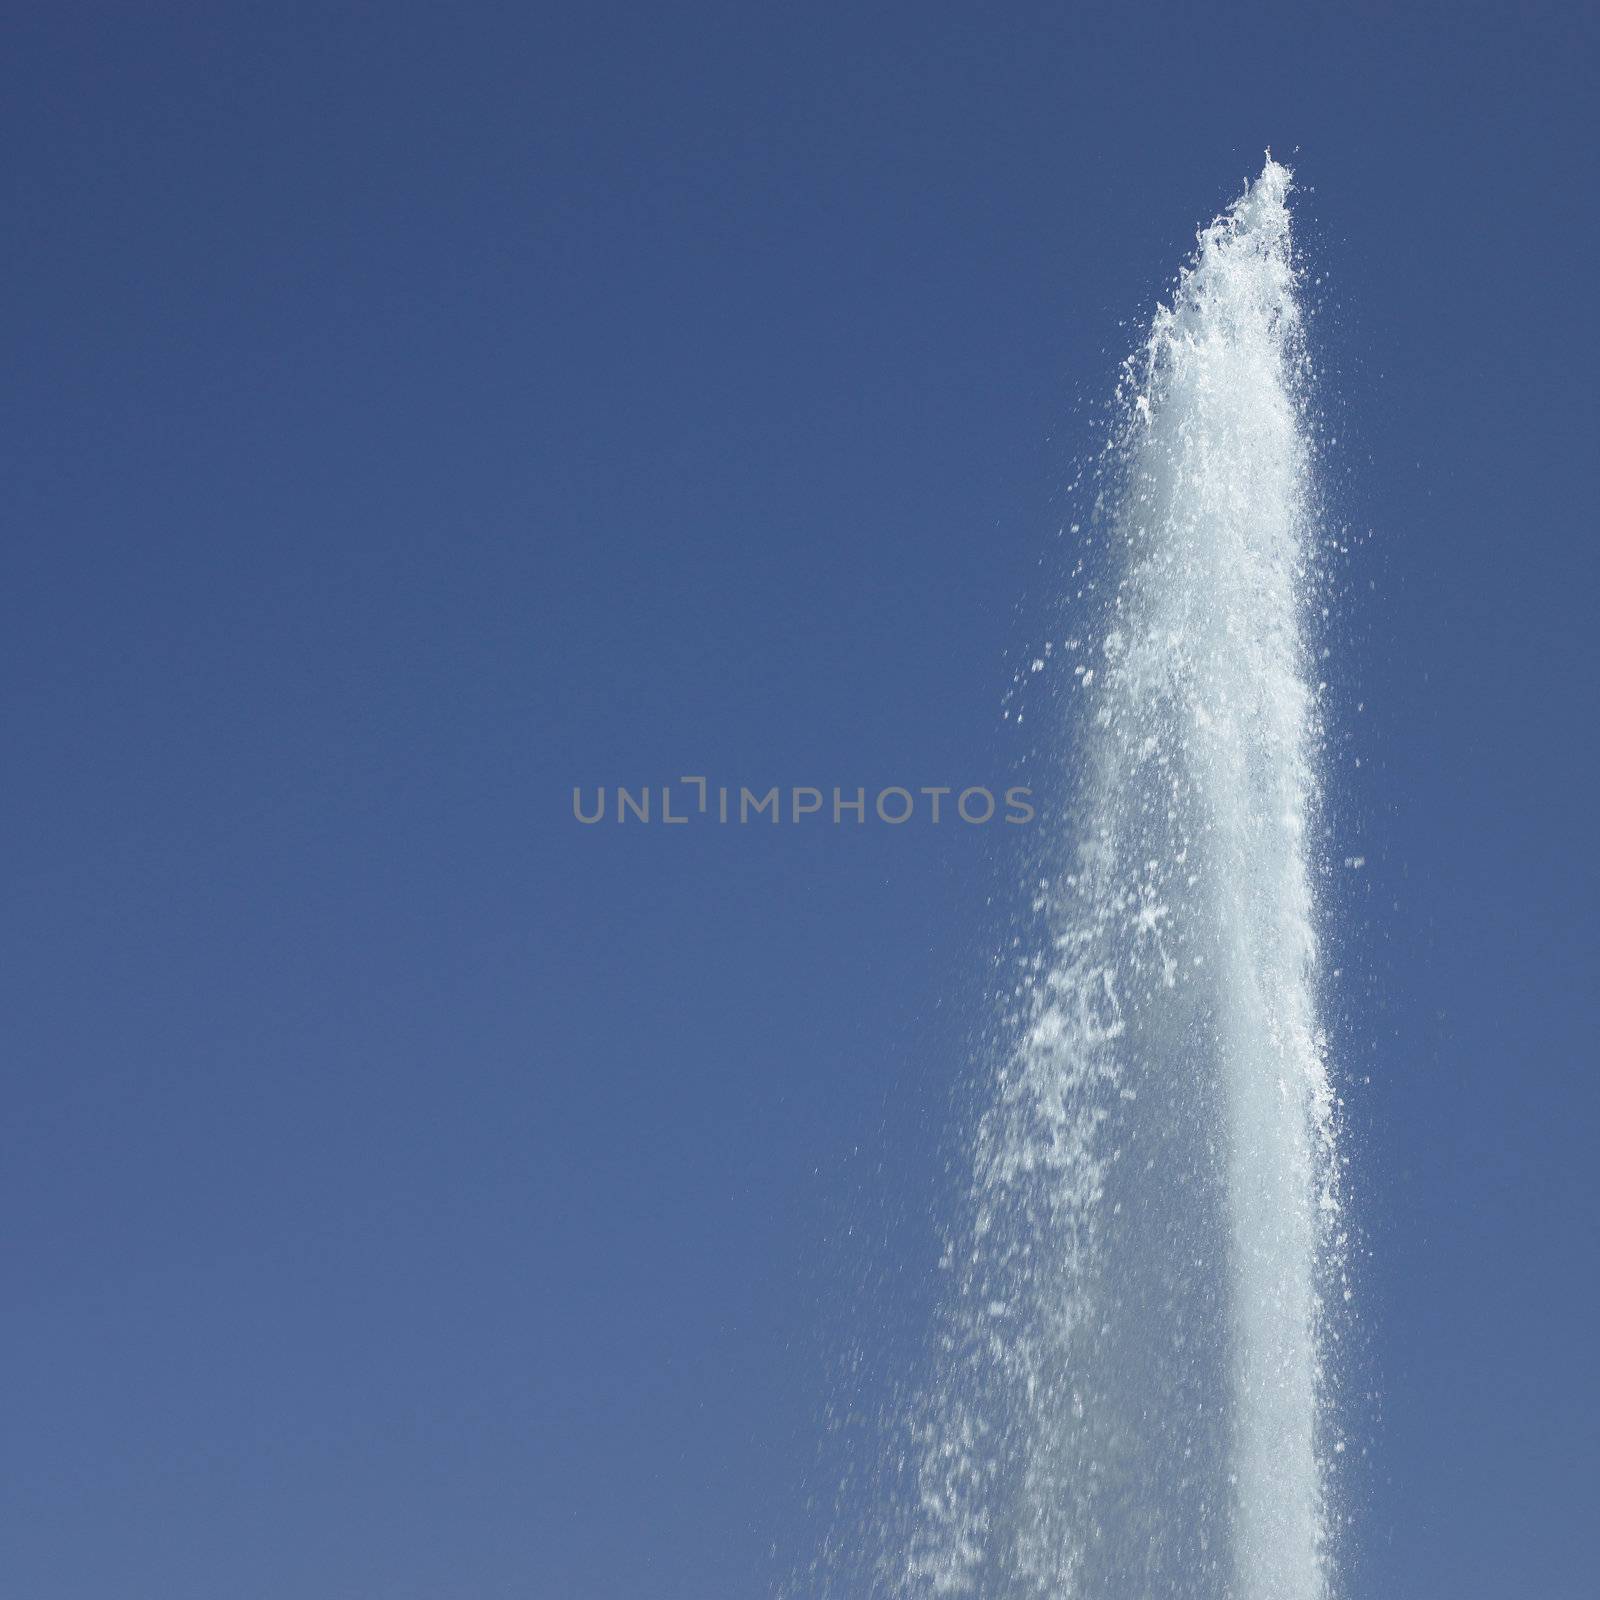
(4, 4, 1595, 1596)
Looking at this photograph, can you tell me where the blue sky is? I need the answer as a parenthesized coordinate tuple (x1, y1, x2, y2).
(4, 3, 1595, 1596)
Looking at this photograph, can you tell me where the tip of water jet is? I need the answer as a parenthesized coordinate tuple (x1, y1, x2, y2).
(1256, 151, 1294, 200)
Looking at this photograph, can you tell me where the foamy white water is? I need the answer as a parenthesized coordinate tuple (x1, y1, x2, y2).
(878, 159, 1343, 1598)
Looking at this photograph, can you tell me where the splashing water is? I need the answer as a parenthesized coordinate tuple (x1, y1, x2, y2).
(880, 159, 1345, 1598)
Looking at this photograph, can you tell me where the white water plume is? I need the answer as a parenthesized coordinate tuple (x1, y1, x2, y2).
(873, 158, 1345, 1599)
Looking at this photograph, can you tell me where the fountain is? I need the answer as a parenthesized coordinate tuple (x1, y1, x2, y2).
(886, 158, 1346, 1598)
